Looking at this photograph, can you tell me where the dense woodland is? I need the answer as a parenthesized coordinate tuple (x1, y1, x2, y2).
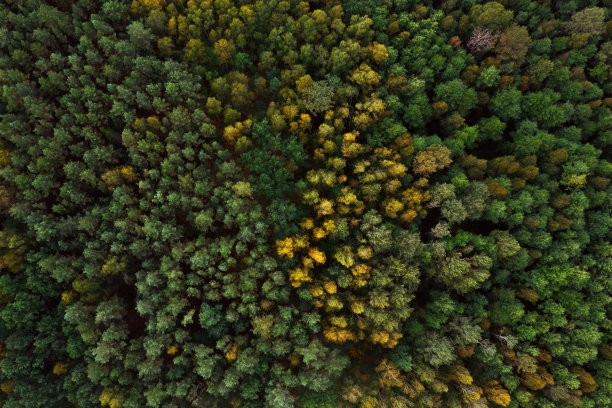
(0, 0, 611, 407)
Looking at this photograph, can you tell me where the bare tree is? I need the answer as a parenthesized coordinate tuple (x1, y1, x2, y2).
(467, 27, 500, 53)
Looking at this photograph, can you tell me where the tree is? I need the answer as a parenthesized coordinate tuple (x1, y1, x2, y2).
(489, 88, 522, 121)
(214, 38, 235, 65)
(183, 38, 206, 63)
(2, 1, 611, 407)
(413, 145, 453, 177)
(434, 79, 478, 116)
(428, 250, 492, 294)
(565, 8, 605, 38)
(495, 24, 531, 63)
(301, 79, 335, 113)
(470, 2, 514, 31)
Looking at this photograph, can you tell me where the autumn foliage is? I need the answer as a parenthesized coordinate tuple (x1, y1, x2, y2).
(0, 0, 610, 408)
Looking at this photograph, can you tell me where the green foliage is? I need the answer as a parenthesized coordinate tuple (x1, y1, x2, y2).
(490, 88, 523, 121)
(435, 79, 478, 116)
(0, 1, 610, 408)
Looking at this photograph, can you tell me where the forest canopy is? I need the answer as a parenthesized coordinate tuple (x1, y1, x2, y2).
(0, 0, 610, 408)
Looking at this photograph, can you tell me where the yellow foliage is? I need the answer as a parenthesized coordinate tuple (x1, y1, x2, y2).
(412, 144, 453, 176)
(145, 115, 161, 130)
(276, 237, 296, 258)
(0, 149, 10, 167)
(342, 131, 370, 157)
(401, 188, 425, 205)
(357, 245, 374, 259)
(0, 287, 11, 304)
(432, 101, 449, 117)
(312, 227, 327, 240)
(299, 218, 314, 230)
(372, 331, 402, 348)
(336, 187, 357, 205)
(350, 63, 381, 87)
(369, 42, 389, 64)
(288, 353, 301, 367)
(335, 246, 355, 268)
(307, 169, 336, 187)
(351, 263, 371, 277)
(294, 235, 309, 249)
(296, 74, 315, 93)
(0, 381, 15, 394)
(385, 179, 402, 194)
(302, 256, 314, 269)
(102, 166, 137, 190)
(360, 396, 379, 408)
(225, 343, 238, 362)
(485, 381, 511, 407)
(487, 182, 508, 199)
(354, 95, 386, 129)
(381, 160, 407, 178)
(561, 173, 587, 190)
(323, 219, 336, 233)
(303, 189, 320, 205)
(130, 0, 165, 13)
(223, 126, 242, 144)
(372, 331, 389, 344)
(99, 387, 124, 408)
(310, 286, 324, 297)
(239, 5, 255, 21)
(354, 160, 371, 173)
(323, 280, 337, 294)
(167, 16, 177, 36)
(167, 344, 179, 356)
(572, 367, 598, 393)
(308, 247, 326, 264)
(316, 199, 335, 216)
(376, 359, 404, 388)
(317, 123, 335, 139)
(223, 120, 252, 144)
(431, 380, 449, 393)
(354, 201, 365, 215)
(326, 296, 344, 311)
(352, 277, 368, 288)
(298, 113, 311, 128)
(260, 299, 274, 310)
(330, 315, 348, 328)
(392, 133, 414, 157)
(456, 345, 474, 358)
(521, 367, 554, 390)
(351, 113, 372, 131)
(517, 286, 539, 303)
(120, 166, 136, 182)
(53, 361, 69, 375)
(400, 209, 418, 223)
(451, 365, 473, 385)
(323, 326, 354, 343)
(384, 198, 404, 218)
(341, 384, 364, 404)
(461, 385, 483, 404)
(289, 267, 311, 287)
(351, 300, 365, 314)
(323, 140, 337, 154)
(282, 104, 299, 120)
(312, 298, 325, 308)
(214, 38, 234, 64)
(0, 250, 23, 274)
(100, 256, 126, 276)
(401, 378, 425, 398)
(360, 94, 386, 115)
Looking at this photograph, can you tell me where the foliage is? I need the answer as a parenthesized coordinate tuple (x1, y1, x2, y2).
(0, 0, 610, 407)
